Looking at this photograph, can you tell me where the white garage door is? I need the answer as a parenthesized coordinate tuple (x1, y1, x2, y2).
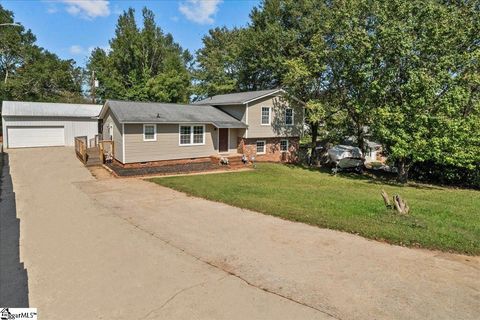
(8, 126, 65, 148)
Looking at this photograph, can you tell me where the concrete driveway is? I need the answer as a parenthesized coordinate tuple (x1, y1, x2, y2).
(2, 147, 479, 319)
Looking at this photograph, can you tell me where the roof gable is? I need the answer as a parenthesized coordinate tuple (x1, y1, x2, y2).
(194, 89, 285, 106)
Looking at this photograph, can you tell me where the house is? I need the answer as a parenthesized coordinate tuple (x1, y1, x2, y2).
(194, 89, 304, 162)
(1, 89, 303, 169)
(1, 101, 101, 148)
(100, 100, 247, 166)
(100, 89, 303, 167)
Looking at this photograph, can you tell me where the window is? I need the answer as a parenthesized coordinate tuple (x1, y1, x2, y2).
(143, 124, 156, 141)
(179, 125, 205, 145)
(280, 139, 289, 152)
(180, 126, 192, 145)
(256, 140, 266, 154)
(261, 107, 271, 125)
(193, 125, 204, 144)
(285, 108, 294, 126)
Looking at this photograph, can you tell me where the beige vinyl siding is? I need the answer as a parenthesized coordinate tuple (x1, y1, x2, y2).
(102, 109, 123, 162)
(215, 105, 246, 122)
(124, 123, 218, 163)
(246, 95, 303, 138)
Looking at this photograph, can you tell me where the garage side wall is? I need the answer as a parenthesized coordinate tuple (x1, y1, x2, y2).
(2, 116, 99, 148)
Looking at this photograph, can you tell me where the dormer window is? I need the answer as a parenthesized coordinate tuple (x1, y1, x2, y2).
(261, 107, 271, 125)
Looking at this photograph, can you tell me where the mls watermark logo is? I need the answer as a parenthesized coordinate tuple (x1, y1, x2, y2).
(0, 308, 37, 320)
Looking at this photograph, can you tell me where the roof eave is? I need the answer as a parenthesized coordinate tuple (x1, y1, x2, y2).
(242, 89, 285, 104)
(120, 120, 246, 128)
(98, 101, 111, 120)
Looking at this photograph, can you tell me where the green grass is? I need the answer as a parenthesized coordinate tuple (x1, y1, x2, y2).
(150, 163, 480, 255)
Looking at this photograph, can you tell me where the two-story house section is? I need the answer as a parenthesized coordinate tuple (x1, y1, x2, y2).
(195, 89, 304, 162)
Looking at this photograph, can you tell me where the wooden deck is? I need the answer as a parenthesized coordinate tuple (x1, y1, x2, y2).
(75, 135, 110, 167)
(85, 147, 102, 167)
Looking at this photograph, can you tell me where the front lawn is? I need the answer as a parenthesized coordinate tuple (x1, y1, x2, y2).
(150, 164, 480, 255)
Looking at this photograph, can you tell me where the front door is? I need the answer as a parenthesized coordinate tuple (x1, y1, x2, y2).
(219, 128, 229, 153)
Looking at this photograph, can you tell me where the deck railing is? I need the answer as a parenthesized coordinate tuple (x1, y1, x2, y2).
(99, 140, 114, 163)
(74, 136, 88, 164)
(89, 134, 101, 148)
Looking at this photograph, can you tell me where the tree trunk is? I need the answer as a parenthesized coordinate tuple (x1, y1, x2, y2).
(355, 123, 367, 155)
(4, 68, 8, 84)
(397, 158, 409, 183)
(310, 121, 319, 164)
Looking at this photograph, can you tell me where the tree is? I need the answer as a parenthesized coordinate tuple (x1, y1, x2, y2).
(0, 5, 35, 85)
(249, 0, 346, 155)
(87, 8, 192, 103)
(0, 4, 84, 103)
(194, 27, 243, 99)
(371, 0, 480, 182)
(195, 0, 479, 183)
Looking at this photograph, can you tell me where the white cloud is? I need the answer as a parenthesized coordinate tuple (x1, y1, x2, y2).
(179, 0, 222, 24)
(60, 0, 110, 19)
(69, 45, 85, 55)
(46, 4, 59, 14)
(69, 44, 110, 56)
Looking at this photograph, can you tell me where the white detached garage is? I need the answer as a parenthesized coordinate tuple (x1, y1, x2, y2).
(2, 101, 102, 148)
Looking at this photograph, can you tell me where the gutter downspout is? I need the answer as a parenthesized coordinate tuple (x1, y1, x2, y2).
(122, 123, 125, 164)
(245, 102, 249, 139)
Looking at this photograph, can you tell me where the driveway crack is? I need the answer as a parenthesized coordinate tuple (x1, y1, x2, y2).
(119, 215, 341, 320)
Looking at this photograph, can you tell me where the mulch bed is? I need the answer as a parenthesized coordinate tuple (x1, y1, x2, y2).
(105, 161, 223, 177)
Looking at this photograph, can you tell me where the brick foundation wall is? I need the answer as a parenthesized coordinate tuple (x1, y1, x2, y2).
(238, 137, 299, 163)
(113, 156, 214, 169)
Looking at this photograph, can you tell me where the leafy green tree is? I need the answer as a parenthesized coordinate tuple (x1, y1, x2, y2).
(247, 0, 479, 182)
(250, 0, 347, 154)
(194, 27, 244, 99)
(370, 0, 480, 182)
(0, 5, 35, 85)
(5, 50, 84, 102)
(0, 4, 83, 103)
(195, 0, 479, 183)
(87, 8, 192, 103)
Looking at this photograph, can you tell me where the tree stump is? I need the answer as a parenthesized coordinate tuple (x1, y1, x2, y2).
(393, 194, 409, 215)
(381, 190, 393, 209)
(381, 190, 409, 214)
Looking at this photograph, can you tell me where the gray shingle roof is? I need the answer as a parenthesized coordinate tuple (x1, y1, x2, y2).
(105, 100, 247, 128)
(194, 89, 283, 105)
(2, 101, 102, 118)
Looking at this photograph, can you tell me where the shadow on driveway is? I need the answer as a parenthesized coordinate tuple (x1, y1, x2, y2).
(0, 153, 29, 307)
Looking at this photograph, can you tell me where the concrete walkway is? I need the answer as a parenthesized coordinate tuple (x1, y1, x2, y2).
(4, 148, 480, 319)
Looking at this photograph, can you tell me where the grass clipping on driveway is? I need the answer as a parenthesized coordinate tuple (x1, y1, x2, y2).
(150, 163, 480, 255)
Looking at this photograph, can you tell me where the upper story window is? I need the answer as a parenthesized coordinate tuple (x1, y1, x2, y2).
(285, 108, 294, 126)
(261, 107, 271, 125)
(143, 124, 156, 141)
(179, 125, 205, 146)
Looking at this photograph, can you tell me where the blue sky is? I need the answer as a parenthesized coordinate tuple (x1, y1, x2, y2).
(1, 0, 260, 66)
